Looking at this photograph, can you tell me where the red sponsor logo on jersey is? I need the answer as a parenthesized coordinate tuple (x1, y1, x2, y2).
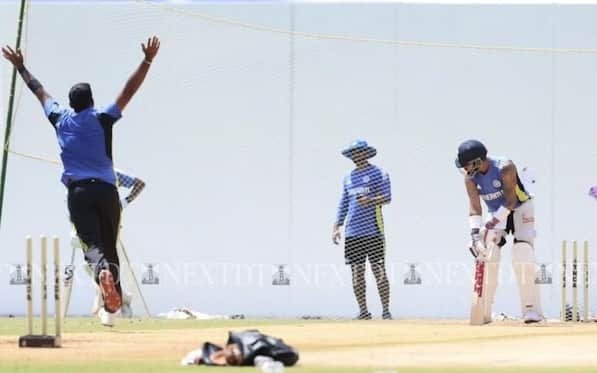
(522, 214, 535, 224)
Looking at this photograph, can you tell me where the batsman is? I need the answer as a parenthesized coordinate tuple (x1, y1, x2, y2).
(456, 140, 542, 324)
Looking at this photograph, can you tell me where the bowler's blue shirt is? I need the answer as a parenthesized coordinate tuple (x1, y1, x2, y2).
(43, 99, 121, 186)
(336, 164, 391, 237)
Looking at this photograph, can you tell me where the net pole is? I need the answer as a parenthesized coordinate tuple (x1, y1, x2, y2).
(0, 0, 28, 233)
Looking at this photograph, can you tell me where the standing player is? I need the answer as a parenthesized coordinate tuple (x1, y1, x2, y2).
(2, 36, 159, 319)
(456, 139, 542, 324)
(332, 140, 392, 320)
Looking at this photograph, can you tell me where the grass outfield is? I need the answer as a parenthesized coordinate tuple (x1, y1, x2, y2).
(1, 317, 597, 373)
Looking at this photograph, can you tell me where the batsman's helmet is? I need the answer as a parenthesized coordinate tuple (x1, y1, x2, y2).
(455, 139, 487, 168)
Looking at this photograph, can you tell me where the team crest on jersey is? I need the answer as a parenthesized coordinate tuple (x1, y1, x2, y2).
(363, 175, 370, 183)
(492, 179, 502, 188)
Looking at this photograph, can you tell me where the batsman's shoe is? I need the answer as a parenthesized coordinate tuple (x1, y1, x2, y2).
(98, 308, 116, 327)
(523, 309, 542, 324)
(120, 293, 133, 319)
(99, 269, 122, 313)
(355, 311, 372, 320)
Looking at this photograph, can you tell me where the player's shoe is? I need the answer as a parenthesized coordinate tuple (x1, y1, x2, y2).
(523, 309, 542, 324)
(99, 269, 121, 313)
(98, 308, 116, 327)
(355, 311, 372, 320)
(382, 309, 393, 320)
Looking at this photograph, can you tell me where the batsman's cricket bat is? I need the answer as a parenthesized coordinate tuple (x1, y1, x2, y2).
(470, 259, 486, 325)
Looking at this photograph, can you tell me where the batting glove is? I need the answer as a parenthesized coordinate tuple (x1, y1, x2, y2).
(469, 229, 485, 259)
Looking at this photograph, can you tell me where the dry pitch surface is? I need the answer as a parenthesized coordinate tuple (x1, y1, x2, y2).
(1, 318, 597, 372)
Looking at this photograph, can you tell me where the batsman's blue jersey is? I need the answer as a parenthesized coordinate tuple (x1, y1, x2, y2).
(471, 157, 530, 213)
(336, 164, 391, 237)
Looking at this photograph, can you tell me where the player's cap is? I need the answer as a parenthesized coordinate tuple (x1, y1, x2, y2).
(342, 139, 377, 159)
(455, 139, 487, 168)
(68, 82, 94, 112)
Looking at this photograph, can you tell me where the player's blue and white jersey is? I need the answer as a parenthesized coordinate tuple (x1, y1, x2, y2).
(335, 164, 391, 237)
(470, 157, 530, 213)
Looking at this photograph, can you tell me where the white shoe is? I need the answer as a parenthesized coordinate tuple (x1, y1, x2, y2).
(98, 308, 116, 327)
(523, 309, 542, 324)
(121, 293, 133, 318)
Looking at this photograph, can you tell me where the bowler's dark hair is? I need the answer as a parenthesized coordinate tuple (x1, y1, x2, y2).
(68, 83, 94, 112)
